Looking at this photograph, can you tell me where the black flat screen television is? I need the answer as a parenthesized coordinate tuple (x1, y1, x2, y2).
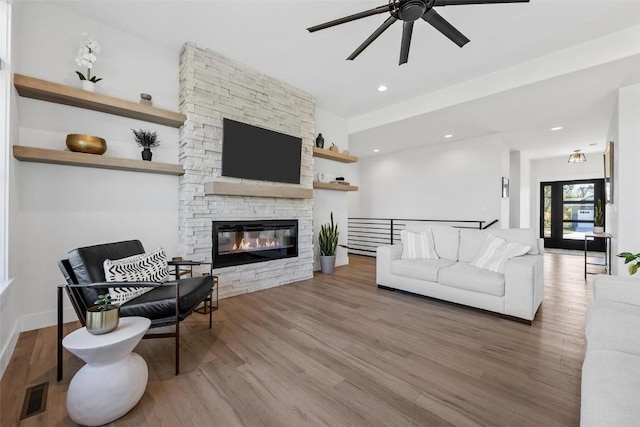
(221, 118, 302, 184)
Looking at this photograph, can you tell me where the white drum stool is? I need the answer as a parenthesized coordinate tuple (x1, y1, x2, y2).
(62, 316, 151, 426)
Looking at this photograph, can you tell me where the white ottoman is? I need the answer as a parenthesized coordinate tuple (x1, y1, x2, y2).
(63, 316, 151, 426)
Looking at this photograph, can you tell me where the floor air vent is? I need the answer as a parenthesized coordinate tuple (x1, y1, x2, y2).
(20, 382, 48, 420)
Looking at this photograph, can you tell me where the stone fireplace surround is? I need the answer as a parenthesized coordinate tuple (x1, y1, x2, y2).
(178, 43, 315, 299)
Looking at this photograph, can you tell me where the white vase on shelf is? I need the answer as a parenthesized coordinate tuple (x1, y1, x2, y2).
(593, 226, 605, 234)
(81, 80, 95, 92)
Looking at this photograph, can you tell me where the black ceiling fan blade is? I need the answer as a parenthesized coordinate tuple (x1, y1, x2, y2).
(399, 21, 414, 65)
(423, 9, 470, 47)
(434, 0, 529, 6)
(347, 16, 397, 61)
(307, 4, 391, 33)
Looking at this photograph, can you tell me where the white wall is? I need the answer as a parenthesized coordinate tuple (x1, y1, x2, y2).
(519, 152, 532, 228)
(529, 153, 604, 238)
(356, 135, 508, 227)
(10, 3, 181, 334)
(605, 103, 619, 271)
(509, 151, 521, 228)
(615, 83, 640, 277)
(313, 107, 350, 267)
(0, 0, 16, 380)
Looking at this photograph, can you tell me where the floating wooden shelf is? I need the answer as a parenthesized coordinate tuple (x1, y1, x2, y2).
(13, 146, 184, 176)
(312, 147, 358, 163)
(313, 182, 358, 191)
(14, 74, 187, 128)
(205, 180, 313, 199)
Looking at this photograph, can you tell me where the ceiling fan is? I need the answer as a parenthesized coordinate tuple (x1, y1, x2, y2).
(307, 0, 530, 65)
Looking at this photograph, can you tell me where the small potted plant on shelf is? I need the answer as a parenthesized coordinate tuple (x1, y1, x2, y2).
(132, 129, 160, 161)
(617, 252, 640, 276)
(319, 212, 339, 274)
(86, 294, 119, 335)
(74, 33, 102, 92)
(593, 199, 604, 233)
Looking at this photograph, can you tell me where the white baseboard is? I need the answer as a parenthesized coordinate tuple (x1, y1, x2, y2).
(0, 306, 77, 380)
(20, 306, 78, 332)
(0, 317, 20, 380)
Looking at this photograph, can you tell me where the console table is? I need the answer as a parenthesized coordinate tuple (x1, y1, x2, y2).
(584, 232, 613, 279)
(62, 317, 151, 426)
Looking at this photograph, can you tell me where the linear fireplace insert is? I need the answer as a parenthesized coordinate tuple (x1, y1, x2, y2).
(212, 219, 298, 268)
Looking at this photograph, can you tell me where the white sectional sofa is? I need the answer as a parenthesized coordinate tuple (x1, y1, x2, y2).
(376, 226, 544, 322)
(581, 275, 640, 426)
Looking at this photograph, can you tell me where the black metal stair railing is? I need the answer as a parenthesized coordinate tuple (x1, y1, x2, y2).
(345, 218, 499, 256)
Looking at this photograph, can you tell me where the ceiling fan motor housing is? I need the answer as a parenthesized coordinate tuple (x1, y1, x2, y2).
(391, 0, 429, 22)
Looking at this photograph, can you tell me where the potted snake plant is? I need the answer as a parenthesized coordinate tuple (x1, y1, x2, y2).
(593, 199, 604, 233)
(318, 212, 339, 274)
(86, 294, 119, 335)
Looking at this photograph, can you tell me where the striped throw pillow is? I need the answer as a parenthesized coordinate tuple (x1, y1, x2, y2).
(401, 229, 439, 260)
(471, 234, 530, 273)
(103, 247, 169, 305)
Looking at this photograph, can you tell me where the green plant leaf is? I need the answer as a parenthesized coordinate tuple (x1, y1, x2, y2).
(617, 252, 633, 258)
(90, 77, 103, 83)
(630, 263, 638, 275)
(75, 71, 86, 81)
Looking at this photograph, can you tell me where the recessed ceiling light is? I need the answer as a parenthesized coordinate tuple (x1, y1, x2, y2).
(590, 143, 598, 146)
(550, 126, 564, 131)
(444, 134, 453, 138)
(373, 149, 380, 152)
(377, 85, 387, 92)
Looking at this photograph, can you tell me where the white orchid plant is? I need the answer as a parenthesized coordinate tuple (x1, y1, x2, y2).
(74, 33, 102, 83)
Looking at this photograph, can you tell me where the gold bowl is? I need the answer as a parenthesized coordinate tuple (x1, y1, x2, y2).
(66, 134, 107, 155)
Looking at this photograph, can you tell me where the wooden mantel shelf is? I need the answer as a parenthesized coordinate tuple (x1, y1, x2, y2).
(13, 146, 184, 176)
(14, 74, 186, 128)
(312, 147, 358, 163)
(205, 180, 313, 199)
(313, 182, 358, 191)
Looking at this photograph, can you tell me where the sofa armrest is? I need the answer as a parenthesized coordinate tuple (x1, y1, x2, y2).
(594, 275, 640, 306)
(376, 244, 403, 287)
(503, 255, 544, 321)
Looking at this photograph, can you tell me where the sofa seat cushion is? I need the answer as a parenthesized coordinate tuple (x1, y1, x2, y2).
(390, 258, 456, 282)
(581, 349, 640, 427)
(438, 262, 505, 297)
(119, 275, 213, 321)
(586, 300, 640, 356)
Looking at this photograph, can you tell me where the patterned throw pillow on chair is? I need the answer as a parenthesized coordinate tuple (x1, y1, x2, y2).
(103, 247, 169, 305)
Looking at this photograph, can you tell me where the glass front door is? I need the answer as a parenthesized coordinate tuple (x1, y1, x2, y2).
(541, 179, 605, 251)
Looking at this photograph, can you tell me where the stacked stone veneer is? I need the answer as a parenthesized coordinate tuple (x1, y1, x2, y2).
(177, 43, 315, 299)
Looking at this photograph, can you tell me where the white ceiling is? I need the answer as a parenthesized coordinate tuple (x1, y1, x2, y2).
(53, 0, 640, 158)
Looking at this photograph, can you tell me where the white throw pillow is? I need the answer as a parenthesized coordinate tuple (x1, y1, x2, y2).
(401, 229, 439, 260)
(103, 247, 169, 305)
(470, 234, 530, 273)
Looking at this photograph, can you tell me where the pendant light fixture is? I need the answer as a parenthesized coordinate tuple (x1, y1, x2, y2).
(568, 149, 586, 163)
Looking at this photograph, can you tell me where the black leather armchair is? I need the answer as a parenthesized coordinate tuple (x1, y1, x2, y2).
(57, 240, 215, 380)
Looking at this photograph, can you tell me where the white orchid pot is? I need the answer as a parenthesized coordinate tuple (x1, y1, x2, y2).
(81, 80, 96, 92)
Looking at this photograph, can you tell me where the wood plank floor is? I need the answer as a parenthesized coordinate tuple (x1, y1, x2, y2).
(1, 253, 595, 426)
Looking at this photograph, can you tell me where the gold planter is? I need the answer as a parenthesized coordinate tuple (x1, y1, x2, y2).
(66, 134, 107, 155)
(86, 306, 120, 335)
